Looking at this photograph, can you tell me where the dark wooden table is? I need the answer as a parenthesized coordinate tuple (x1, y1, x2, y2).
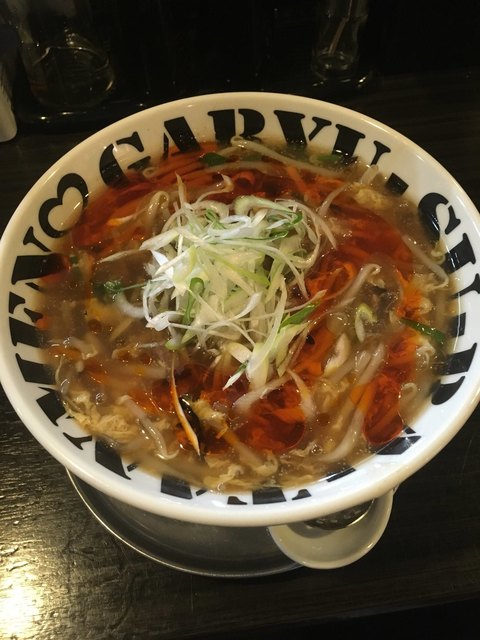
(1, 68, 480, 639)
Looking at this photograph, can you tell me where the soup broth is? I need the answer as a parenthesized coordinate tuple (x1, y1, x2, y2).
(39, 137, 455, 490)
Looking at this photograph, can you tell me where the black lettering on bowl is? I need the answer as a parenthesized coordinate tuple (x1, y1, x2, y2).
(308, 117, 332, 142)
(208, 109, 236, 144)
(326, 466, 355, 482)
(208, 108, 266, 143)
(227, 496, 248, 505)
(238, 109, 266, 139)
(100, 132, 150, 187)
(431, 377, 465, 404)
(8, 292, 25, 314)
(160, 475, 192, 499)
(63, 433, 93, 449)
(15, 353, 53, 385)
(11, 254, 65, 284)
(371, 141, 391, 165)
(441, 344, 477, 375)
(332, 124, 366, 158)
(252, 487, 286, 504)
(9, 317, 43, 348)
(418, 192, 462, 241)
(292, 489, 311, 500)
(36, 387, 65, 425)
(23, 226, 51, 252)
(377, 432, 421, 455)
(95, 440, 130, 480)
(39, 173, 89, 238)
(386, 173, 409, 195)
(444, 234, 476, 273)
(455, 273, 480, 298)
(164, 117, 201, 153)
(274, 109, 309, 146)
(450, 313, 466, 337)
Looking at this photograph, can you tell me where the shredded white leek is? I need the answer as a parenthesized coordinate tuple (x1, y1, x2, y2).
(107, 177, 333, 390)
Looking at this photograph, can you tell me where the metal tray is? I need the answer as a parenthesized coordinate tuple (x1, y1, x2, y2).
(67, 471, 300, 578)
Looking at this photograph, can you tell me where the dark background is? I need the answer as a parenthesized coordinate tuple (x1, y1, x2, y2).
(93, 0, 480, 96)
(6, 0, 480, 129)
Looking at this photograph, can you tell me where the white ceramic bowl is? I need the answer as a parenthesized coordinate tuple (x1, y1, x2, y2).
(1, 92, 480, 527)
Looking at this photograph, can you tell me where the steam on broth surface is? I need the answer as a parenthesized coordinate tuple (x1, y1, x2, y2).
(40, 137, 454, 490)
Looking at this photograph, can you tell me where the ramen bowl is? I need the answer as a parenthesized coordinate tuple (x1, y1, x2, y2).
(1, 92, 480, 538)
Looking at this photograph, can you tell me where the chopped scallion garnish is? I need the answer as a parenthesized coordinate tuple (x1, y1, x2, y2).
(104, 186, 327, 390)
(93, 279, 146, 303)
(205, 209, 225, 228)
(200, 152, 228, 167)
(280, 303, 317, 329)
(399, 316, 446, 345)
(182, 277, 205, 324)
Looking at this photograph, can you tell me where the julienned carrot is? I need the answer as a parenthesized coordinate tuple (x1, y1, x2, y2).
(387, 335, 417, 366)
(362, 328, 418, 445)
(312, 176, 345, 193)
(294, 326, 336, 376)
(349, 382, 366, 406)
(306, 255, 357, 299)
(357, 379, 378, 415)
(151, 145, 215, 178)
(306, 265, 340, 297)
(285, 165, 310, 194)
(365, 402, 400, 442)
(271, 406, 305, 423)
(304, 176, 345, 205)
(396, 281, 424, 321)
(151, 162, 205, 188)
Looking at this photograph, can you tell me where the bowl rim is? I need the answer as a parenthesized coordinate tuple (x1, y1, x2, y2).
(2, 91, 480, 527)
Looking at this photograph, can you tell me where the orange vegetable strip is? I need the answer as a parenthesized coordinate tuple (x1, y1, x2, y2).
(294, 326, 336, 375)
(312, 175, 345, 191)
(205, 416, 264, 467)
(152, 149, 207, 177)
(349, 383, 366, 406)
(367, 402, 400, 438)
(152, 162, 205, 187)
(285, 165, 310, 194)
(271, 406, 305, 423)
(357, 379, 378, 415)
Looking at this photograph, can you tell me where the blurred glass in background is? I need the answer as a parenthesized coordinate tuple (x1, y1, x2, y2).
(2, 0, 114, 110)
(311, 0, 371, 87)
(0, 0, 478, 130)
